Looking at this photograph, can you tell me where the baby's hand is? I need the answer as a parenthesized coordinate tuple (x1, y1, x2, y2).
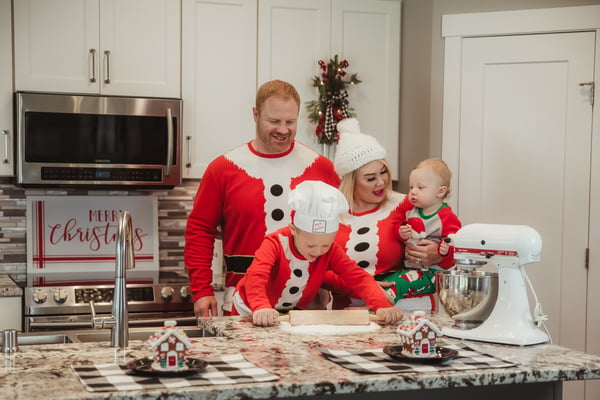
(252, 308, 280, 326)
(376, 307, 403, 324)
(399, 223, 412, 240)
(439, 240, 450, 256)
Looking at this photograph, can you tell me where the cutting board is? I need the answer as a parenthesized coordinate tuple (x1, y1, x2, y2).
(278, 310, 376, 326)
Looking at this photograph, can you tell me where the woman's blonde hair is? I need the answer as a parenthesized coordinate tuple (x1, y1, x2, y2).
(339, 158, 393, 213)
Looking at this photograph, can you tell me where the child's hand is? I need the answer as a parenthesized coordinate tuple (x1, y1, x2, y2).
(438, 240, 450, 256)
(252, 308, 280, 326)
(399, 223, 412, 240)
(376, 307, 403, 324)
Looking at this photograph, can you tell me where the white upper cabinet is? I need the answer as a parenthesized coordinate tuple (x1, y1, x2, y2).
(0, 0, 14, 176)
(181, 0, 257, 178)
(258, 0, 401, 172)
(14, 0, 181, 98)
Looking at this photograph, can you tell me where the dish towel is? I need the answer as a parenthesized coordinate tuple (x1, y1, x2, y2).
(319, 343, 517, 374)
(72, 353, 279, 392)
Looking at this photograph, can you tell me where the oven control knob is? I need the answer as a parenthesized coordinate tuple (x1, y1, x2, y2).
(160, 286, 174, 301)
(32, 289, 48, 304)
(179, 286, 192, 301)
(53, 288, 68, 304)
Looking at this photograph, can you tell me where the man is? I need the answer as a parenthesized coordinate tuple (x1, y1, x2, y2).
(185, 80, 340, 317)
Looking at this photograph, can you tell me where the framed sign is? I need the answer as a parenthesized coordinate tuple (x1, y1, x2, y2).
(26, 196, 159, 274)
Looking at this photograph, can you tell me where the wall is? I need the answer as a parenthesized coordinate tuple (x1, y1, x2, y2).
(0, 178, 200, 282)
(399, 0, 600, 192)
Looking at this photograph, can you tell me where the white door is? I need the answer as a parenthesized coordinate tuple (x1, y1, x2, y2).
(447, 32, 594, 400)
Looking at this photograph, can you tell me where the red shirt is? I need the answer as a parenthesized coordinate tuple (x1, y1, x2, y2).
(233, 227, 391, 313)
(184, 141, 340, 302)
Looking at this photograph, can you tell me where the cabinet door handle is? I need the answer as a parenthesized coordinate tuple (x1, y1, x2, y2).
(2, 130, 10, 164)
(165, 108, 173, 176)
(104, 50, 111, 84)
(89, 49, 96, 83)
(186, 136, 192, 168)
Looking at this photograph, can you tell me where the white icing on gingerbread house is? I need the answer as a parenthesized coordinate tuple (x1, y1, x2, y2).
(396, 311, 442, 357)
(148, 320, 193, 371)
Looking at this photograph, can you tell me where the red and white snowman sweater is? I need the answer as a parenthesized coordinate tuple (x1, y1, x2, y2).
(231, 226, 391, 314)
(184, 141, 339, 303)
(325, 191, 414, 307)
(335, 191, 407, 277)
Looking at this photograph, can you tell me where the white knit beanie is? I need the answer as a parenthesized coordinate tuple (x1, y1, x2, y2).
(288, 181, 349, 234)
(333, 118, 386, 177)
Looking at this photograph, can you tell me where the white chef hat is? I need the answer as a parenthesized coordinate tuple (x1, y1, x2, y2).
(333, 118, 386, 177)
(288, 181, 349, 234)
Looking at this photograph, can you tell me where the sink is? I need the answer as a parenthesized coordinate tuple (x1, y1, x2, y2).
(73, 327, 217, 343)
(7, 324, 221, 347)
(16, 334, 73, 346)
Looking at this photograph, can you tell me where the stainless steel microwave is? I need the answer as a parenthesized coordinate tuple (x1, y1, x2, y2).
(15, 92, 182, 188)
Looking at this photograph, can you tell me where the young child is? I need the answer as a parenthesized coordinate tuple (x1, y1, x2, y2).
(383, 158, 462, 303)
(231, 180, 404, 326)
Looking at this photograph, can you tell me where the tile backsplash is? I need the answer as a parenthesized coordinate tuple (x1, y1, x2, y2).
(0, 178, 200, 281)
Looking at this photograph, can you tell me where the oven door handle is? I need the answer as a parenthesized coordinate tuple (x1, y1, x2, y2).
(128, 316, 197, 326)
(28, 321, 94, 330)
(28, 316, 198, 331)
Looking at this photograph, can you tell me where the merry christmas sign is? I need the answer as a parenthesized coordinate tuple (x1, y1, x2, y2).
(26, 196, 159, 274)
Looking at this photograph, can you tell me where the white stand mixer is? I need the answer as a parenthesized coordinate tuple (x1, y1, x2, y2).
(442, 223, 550, 346)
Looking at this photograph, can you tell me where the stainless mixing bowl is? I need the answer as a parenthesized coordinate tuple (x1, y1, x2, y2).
(436, 269, 498, 329)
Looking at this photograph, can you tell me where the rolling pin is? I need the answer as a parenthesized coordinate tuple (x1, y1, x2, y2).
(277, 309, 380, 326)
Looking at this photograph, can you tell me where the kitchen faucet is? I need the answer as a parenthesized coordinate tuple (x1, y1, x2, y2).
(89, 210, 135, 348)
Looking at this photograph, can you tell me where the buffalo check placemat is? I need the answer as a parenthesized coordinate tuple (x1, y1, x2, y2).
(72, 353, 279, 392)
(319, 343, 517, 374)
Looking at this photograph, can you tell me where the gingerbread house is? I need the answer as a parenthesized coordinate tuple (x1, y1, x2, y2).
(149, 321, 193, 371)
(396, 311, 442, 357)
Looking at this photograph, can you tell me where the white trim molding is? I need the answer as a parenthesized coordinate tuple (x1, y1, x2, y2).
(442, 5, 600, 38)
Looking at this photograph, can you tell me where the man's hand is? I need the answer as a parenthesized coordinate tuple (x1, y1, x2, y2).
(194, 295, 218, 317)
(252, 308, 280, 326)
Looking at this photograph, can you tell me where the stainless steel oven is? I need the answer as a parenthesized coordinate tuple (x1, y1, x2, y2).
(15, 273, 195, 332)
(15, 91, 182, 188)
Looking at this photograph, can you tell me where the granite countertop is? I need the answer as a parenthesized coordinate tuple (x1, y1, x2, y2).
(2, 316, 600, 400)
(0, 273, 22, 297)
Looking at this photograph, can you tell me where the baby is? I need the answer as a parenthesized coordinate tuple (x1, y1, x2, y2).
(383, 158, 461, 302)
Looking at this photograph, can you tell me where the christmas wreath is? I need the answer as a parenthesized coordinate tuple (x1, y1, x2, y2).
(306, 55, 361, 144)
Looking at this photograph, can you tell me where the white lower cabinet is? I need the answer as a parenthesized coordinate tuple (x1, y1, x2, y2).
(0, 297, 22, 331)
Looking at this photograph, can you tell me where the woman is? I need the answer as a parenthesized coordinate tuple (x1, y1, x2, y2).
(326, 118, 443, 312)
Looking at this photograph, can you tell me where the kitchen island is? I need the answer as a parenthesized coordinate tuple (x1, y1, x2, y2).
(1, 316, 600, 400)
